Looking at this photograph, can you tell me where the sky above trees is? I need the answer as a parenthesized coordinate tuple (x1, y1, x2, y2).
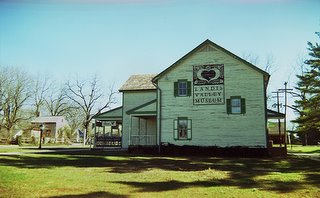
(0, 0, 319, 124)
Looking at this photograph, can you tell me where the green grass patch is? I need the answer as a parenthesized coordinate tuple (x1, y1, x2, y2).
(287, 145, 320, 154)
(0, 148, 319, 197)
(0, 146, 35, 153)
(0, 145, 89, 153)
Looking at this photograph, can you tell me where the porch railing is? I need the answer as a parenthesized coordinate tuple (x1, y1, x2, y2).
(95, 136, 122, 147)
(130, 135, 156, 146)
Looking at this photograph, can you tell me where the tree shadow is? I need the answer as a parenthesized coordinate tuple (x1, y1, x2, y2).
(0, 149, 319, 194)
(49, 191, 127, 198)
(115, 179, 304, 193)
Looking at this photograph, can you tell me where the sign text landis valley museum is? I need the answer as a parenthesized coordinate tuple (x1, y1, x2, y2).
(193, 64, 224, 105)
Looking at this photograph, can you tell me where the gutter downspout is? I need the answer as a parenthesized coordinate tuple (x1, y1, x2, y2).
(264, 75, 270, 154)
(152, 80, 162, 154)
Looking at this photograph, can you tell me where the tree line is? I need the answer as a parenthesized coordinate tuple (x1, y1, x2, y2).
(0, 68, 116, 140)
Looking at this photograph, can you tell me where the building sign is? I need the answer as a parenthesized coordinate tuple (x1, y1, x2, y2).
(193, 64, 224, 105)
(102, 121, 117, 127)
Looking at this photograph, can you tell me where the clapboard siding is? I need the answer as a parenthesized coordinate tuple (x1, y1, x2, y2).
(122, 90, 156, 148)
(158, 46, 267, 148)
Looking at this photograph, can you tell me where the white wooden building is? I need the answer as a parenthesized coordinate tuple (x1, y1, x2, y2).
(94, 39, 284, 156)
(31, 116, 69, 143)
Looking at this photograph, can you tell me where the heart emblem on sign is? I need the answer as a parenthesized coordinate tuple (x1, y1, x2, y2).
(196, 68, 221, 83)
(201, 69, 216, 81)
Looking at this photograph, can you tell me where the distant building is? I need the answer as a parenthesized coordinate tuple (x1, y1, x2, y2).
(31, 116, 69, 143)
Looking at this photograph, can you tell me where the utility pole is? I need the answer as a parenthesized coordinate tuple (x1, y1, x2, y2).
(272, 90, 283, 147)
(278, 82, 293, 149)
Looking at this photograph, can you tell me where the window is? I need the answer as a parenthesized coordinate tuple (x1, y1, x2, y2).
(174, 117, 192, 140)
(178, 81, 187, 96)
(226, 96, 246, 114)
(174, 80, 191, 97)
(231, 98, 241, 113)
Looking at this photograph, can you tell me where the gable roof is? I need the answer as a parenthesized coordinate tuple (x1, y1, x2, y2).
(92, 106, 123, 121)
(152, 39, 270, 83)
(119, 74, 157, 92)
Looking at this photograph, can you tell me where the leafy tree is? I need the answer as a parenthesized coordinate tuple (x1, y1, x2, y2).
(293, 32, 320, 145)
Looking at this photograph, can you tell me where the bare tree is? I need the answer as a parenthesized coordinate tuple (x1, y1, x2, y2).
(0, 66, 6, 133)
(32, 74, 51, 117)
(264, 54, 274, 74)
(65, 75, 117, 138)
(44, 84, 85, 140)
(64, 107, 84, 139)
(45, 87, 75, 116)
(241, 53, 276, 74)
(0, 67, 32, 138)
(241, 52, 260, 65)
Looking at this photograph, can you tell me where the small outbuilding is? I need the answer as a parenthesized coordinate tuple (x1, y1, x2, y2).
(31, 116, 69, 143)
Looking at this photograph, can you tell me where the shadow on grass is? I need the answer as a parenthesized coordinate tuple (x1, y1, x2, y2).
(115, 179, 304, 193)
(0, 149, 319, 194)
(49, 191, 127, 198)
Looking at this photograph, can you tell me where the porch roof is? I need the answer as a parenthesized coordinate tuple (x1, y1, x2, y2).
(126, 99, 157, 115)
(93, 106, 123, 121)
(267, 109, 285, 119)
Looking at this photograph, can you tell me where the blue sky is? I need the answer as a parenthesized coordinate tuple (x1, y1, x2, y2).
(0, 0, 319, 123)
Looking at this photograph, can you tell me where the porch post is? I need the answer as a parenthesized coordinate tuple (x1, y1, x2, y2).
(145, 119, 148, 145)
(55, 124, 58, 143)
(129, 115, 132, 146)
(103, 124, 106, 146)
(138, 117, 140, 145)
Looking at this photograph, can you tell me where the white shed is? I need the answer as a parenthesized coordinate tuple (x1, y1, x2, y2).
(31, 116, 69, 143)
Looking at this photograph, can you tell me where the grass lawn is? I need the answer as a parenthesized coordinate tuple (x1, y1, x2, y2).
(0, 147, 319, 198)
(287, 145, 320, 154)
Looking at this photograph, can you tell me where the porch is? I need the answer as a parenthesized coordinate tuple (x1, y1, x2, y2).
(129, 116, 157, 146)
(267, 109, 287, 157)
(127, 99, 158, 146)
(93, 107, 123, 148)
